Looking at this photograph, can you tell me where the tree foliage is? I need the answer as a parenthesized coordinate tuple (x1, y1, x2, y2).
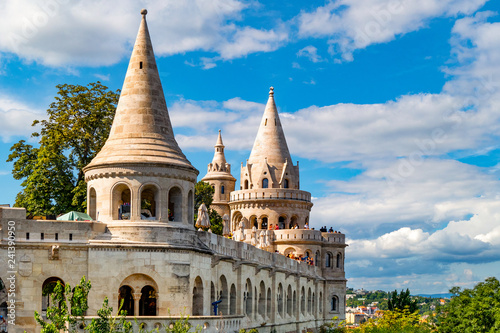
(7, 82, 119, 217)
(388, 289, 418, 313)
(194, 181, 223, 235)
(436, 277, 500, 333)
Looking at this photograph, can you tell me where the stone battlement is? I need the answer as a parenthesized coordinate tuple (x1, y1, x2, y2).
(230, 188, 311, 202)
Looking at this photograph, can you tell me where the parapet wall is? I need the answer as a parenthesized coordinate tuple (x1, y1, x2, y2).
(230, 188, 311, 202)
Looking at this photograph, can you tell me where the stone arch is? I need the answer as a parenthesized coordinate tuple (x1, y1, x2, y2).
(284, 247, 296, 257)
(277, 283, 283, 317)
(300, 287, 305, 315)
(331, 295, 339, 312)
(188, 190, 194, 225)
(258, 281, 266, 318)
(244, 179, 249, 189)
(250, 215, 257, 229)
(140, 183, 160, 220)
(293, 290, 297, 315)
(319, 292, 323, 314)
(289, 216, 298, 229)
(262, 178, 269, 188)
(168, 186, 183, 222)
(304, 249, 313, 258)
(111, 182, 132, 220)
(315, 251, 321, 267)
(119, 273, 159, 316)
(259, 215, 268, 230)
(211, 282, 216, 314)
(284, 179, 289, 188)
(325, 252, 333, 268)
(192, 276, 203, 316)
(337, 252, 343, 269)
(230, 284, 236, 315)
(42, 277, 65, 313)
(286, 285, 292, 317)
(118, 285, 134, 316)
(244, 279, 252, 317)
(232, 211, 243, 231)
(219, 275, 228, 315)
(312, 292, 316, 316)
(88, 187, 97, 220)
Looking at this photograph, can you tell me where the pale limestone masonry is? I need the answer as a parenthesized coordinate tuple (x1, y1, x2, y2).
(0, 9, 346, 333)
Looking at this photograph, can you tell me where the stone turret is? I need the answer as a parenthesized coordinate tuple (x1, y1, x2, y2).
(83, 10, 198, 238)
(201, 130, 236, 217)
(229, 87, 312, 232)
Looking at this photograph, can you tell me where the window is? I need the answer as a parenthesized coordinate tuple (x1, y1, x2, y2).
(69, 234, 73, 241)
(140, 61, 143, 69)
(26, 233, 30, 240)
(337, 253, 342, 268)
(244, 180, 249, 189)
(331, 296, 339, 312)
(41, 233, 44, 240)
(326, 253, 332, 268)
(55, 233, 58, 241)
(262, 178, 269, 188)
(284, 179, 289, 188)
(221, 185, 225, 194)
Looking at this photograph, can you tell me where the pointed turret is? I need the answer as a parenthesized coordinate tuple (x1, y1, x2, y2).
(248, 87, 293, 166)
(84, 9, 195, 172)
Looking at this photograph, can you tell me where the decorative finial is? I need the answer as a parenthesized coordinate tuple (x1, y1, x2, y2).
(218, 129, 221, 133)
(141, 8, 148, 16)
(269, 86, 274, 96)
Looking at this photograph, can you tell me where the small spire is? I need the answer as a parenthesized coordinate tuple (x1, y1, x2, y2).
(141, 8, 148, 16)
(269, 86, 274, 96)
(216, 129, 224, 147)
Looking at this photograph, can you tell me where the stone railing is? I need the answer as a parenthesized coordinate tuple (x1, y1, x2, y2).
(230, 189, 311, 203)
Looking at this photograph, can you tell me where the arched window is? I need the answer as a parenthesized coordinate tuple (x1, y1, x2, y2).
(140, 184, 159, 220)
(337, 253, 342, 269)
(119, 285, 134, 316)
(112, 183, 131, 220)
(266, 287, 272, 319)
(230, 284, 236, 315)
(193, 277, 203, 316)
(221, 185, 225, 194)
(211, 282, 216, 313)
(307, 288, 312, 314)
(277, 284, 283, 317)
(244, 180, 249, 189)
(258, 281, 266, 317)
(326, 252, 332, 268)
(315, 251, 320, 267)
(312, 292, 315, 316)
(278, 216, 285, 229)
(139, 285, 157, 316)
(168, 187, 183, 222)
(290, 216, 298, 229)
(293, 290, 297, 315)
(262, 178, 269, 188)
(284, 179, 289, 188)
(287, 285, 292, 317)
(300, 288, 305, 315)
(261, 217, 268, 230)
(88, 187, 97, 220)
(319, 292, 323, 314)
(245, 280, 252, 317)
(219, 275, 228, 315)
(331, 296, 339, 312)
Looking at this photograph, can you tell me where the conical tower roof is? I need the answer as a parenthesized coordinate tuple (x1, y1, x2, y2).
(84, 9, 196, 172)
(212, 130, 227, 165)
(248, 87, 293, 165)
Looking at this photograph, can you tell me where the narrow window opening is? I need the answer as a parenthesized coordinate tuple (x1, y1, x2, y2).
(26, 232, 30, 240)
(55, 233, 59, 240)
(69, 234, 73, 241)
(41, 233, 44, 240)
(140, 61, 143, 69)
(265, 119, 267, 126)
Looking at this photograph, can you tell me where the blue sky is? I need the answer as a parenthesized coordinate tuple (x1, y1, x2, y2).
(1, 0, 500, 294)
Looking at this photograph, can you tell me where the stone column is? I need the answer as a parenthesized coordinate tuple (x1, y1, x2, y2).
(133, 292, 142, 316)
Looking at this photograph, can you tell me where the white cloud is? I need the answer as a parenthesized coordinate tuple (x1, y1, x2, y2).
(0, 95, 45, 142)
(297, 0, 487, 61)
(297, 45, 323, 63)
(0, 0, 287, 67)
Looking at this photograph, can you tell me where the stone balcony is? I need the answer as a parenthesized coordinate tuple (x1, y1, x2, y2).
(230, 188, 311, 203)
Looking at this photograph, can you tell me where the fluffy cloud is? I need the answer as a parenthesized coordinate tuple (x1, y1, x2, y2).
(0, 0, 286, 67)
(0, 95, 44, 142)
(297, 0, 487, 61)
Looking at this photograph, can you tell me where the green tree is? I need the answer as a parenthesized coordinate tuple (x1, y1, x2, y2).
(7, 82, 119, 217)
(194, 181, 223, 235)
(388, 289, 418, 313)
(436, 277, 500, 333)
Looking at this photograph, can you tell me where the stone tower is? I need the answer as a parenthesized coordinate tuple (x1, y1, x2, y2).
(83, 9, 199, 240)
(229, 87, 313, 231)
(201, 130, 236, 217)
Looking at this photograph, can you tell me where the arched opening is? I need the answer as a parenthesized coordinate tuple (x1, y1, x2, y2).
(315, 251, 320, 267)
(168, 186, 183, 222)
(188, 190, 194, 225)
(290, 216, 298, 229)
(261, 217, 268, 230)
(258, 281, 265, 318)
(250, 216, 257, 229)
(139, 285, 157, 316)
(293, 290, 297, 315)
(307, 288, 312, 314)
(193, 276, 203, 316)
(244, 179, 249, 189)
(88, 187, 97, 220)
(331, 296, 339, 312)
(286, 285, 292, 317)
(245, 280, 252, 317)
(266, 287, 272, 319)
(337, 253, 342, 269)
(325, 252, 333, 268)
(284, 179, 289, 188)
(112, 183, 131, 220)
(211, 282, 216, 312)
(232, 212, 243, 231)
(140, 184, 159, 220)
(118, 285, 134, 316)
(230, 284, 236, 315)
(312, 292, 316, 316)
(42, 277, 64, 314)
(300, 287, 305, 315)
(221, 185, 225, 195)
(319, 292, 323, 314)
(277, 284, 283, 317)
(219, 275, 228, 315)
(284, 247, 296, 258)
(278, 216, 286, 229)
(262, 178, 269, 188)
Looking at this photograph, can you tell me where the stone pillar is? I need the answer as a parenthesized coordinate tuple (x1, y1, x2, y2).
(133, 292, 142, 316)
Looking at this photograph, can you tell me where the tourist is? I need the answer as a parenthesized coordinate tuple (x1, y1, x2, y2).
(328, 227, 333, 233)
(304, 222, 309, 229)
